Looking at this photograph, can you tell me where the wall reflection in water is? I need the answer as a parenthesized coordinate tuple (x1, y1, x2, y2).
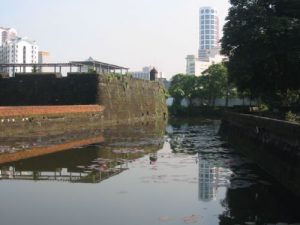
(0, 121, 165, 183)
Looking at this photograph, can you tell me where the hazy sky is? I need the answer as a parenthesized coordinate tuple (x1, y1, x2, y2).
(1, 0, 230, 79)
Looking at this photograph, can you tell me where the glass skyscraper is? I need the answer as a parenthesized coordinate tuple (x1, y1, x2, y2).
(198, 6, 220, 61)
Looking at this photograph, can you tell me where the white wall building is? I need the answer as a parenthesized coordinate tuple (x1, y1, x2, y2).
(186, 52, 226, 76)
(0, 37, 39, 76)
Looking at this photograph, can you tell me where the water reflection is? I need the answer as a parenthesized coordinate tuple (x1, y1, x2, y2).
(167, 119, 300, 224)
(0, 119, 299, 225)
(0, 122, 165, 184)
(198, 156, 220, 201)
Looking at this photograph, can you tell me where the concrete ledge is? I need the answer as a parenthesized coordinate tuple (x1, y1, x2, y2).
(221, 112, 300, 196)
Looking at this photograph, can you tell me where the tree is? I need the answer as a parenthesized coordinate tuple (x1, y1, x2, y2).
(201, 63, 229, 106)
(221, 0, 300, 108)
(169, 74, 197, 99)
(169, 64, 230, 107)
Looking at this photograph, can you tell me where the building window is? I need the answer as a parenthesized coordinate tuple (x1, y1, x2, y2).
(23, 46, 26, 63)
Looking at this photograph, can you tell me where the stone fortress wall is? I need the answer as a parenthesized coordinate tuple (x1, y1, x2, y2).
(0, 73, 168, 137)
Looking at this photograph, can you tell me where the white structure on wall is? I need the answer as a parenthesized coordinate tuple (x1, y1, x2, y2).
(0, 37, 39, 76)
(131, 66, 153, 80)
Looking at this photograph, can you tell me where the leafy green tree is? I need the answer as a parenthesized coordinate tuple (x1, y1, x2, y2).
(169, 64, 230, 107)
(201, 63, 229, 105)
(169, 74, 197, 99)
(221, 0, 300, 108)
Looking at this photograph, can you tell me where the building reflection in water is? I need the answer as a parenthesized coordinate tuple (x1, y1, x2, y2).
(0, 163, 129, 183)
(198, 155, 220, 201)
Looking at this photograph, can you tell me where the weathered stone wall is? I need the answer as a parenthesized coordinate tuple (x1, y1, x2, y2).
(0, 73, 168, 136)
(220, 112, 300, 196)
(98, 75, 167, 124)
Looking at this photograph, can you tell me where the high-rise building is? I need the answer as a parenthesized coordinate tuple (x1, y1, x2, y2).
(198, 6, 220, 61)
(185, 6, 226, 76)
(0, 27, 17, 45)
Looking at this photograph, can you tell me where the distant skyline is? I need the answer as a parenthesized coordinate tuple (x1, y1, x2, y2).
(0, 0, 230, 79)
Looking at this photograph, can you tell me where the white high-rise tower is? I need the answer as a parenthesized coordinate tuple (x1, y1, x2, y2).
(185, 6, 226, 76)
(198, 7, 220, 61)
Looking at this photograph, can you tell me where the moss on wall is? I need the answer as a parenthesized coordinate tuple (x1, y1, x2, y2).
(0, 73, 168, 136)
(98, 74, 167, 124)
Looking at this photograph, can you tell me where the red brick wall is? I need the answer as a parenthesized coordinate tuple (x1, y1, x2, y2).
(0, 105, 105, 117)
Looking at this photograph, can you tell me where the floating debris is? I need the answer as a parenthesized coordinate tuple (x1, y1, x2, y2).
(182, 214, 201, 224)
(112, 148, 145, 154)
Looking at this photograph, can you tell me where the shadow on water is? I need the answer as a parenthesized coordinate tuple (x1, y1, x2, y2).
(167, 119, 300, 224)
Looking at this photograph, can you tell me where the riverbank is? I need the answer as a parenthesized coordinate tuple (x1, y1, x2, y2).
(220, 112, 300, 196)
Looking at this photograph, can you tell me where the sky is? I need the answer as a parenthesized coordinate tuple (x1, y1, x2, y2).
(1, 0, 231, 79)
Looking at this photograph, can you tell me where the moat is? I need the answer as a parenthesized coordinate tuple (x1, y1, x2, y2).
(0, 119, 299, 225)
